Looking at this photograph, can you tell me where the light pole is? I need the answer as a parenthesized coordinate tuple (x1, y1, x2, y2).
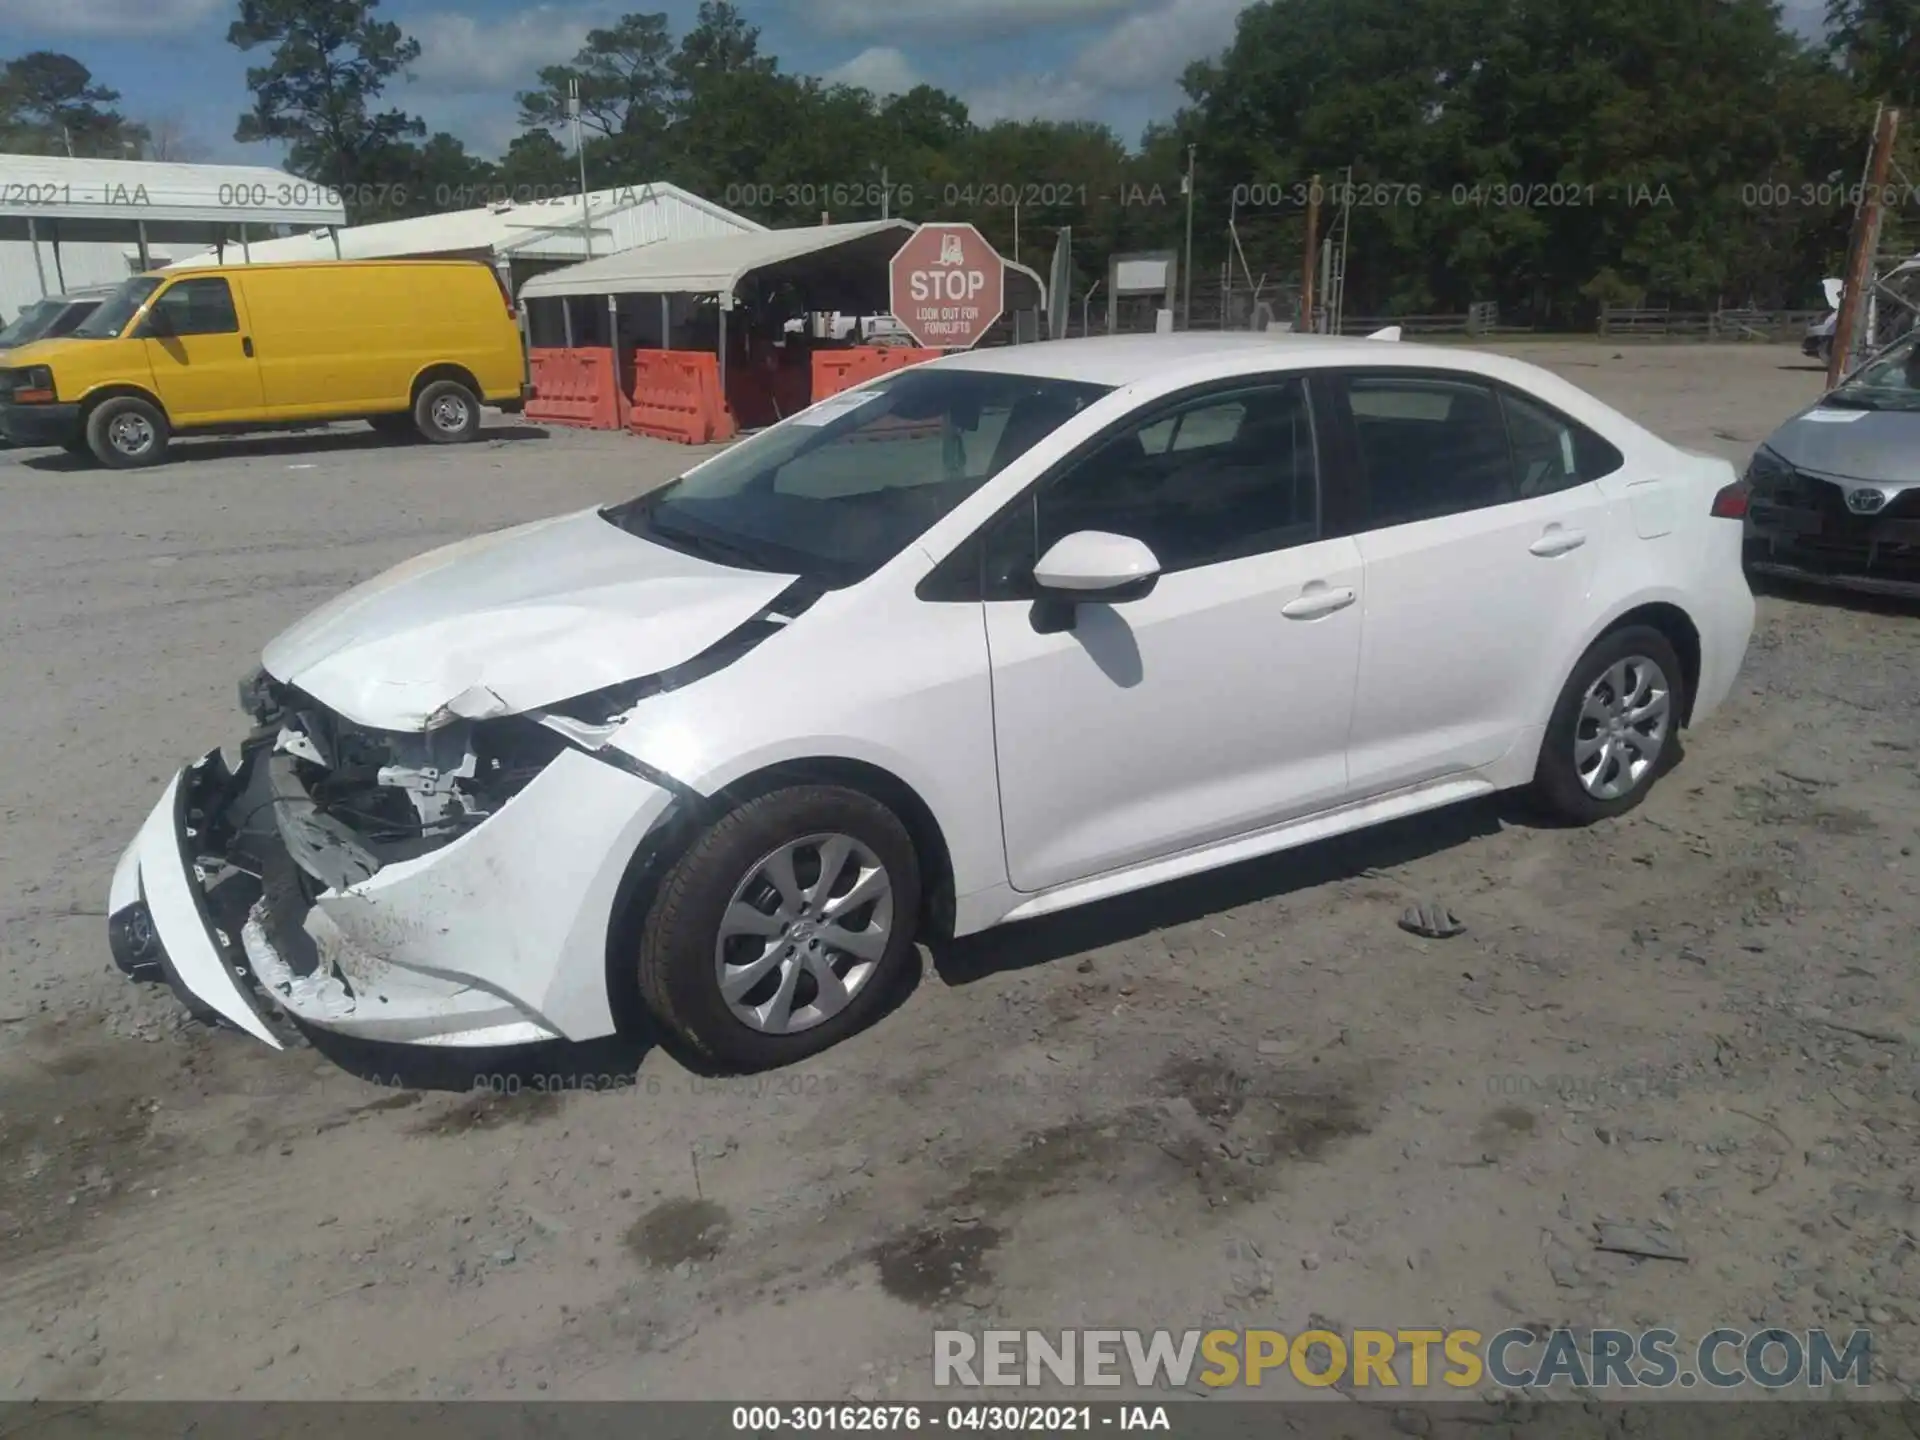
(568, 80, 592, 259)
(1181, 143, 1195, 329)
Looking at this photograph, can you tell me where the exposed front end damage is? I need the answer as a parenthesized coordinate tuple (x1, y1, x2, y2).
(107, 676, 679, 1048)
(106, 564, 827, 1051)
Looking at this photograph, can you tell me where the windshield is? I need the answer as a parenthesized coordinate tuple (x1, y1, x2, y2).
(68, 276, 163, 339)
(603, 367, 1113, 584)
(1829, 330, 1920, 413)
(0, 300, 63, 349)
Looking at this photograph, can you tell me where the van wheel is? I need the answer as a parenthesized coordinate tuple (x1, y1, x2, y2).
(87, 396, 170, 468)
(414, 380, 480, 444)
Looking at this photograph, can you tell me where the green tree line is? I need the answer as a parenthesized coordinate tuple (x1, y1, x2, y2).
(5, 0, 1917, 321)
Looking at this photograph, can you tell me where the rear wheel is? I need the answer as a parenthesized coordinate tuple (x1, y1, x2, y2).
(1531, 625, 1685, 824)
(413, 379, 481, 444)
(637, 785, 921, 1071)
(86, 395, 169, 468)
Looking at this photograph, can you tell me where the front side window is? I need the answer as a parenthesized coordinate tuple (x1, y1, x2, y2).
(146, 278, 240, 337)
(603, 367, 1112, 585)
(68, 276, 163, 339)
(982, 379, 1319, 594)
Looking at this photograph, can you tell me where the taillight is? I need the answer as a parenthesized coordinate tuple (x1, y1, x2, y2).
(493, 270, 516, 318)
(1710, 479, 1751, 519)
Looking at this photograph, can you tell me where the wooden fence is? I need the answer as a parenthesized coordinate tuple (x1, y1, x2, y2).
(1597, 307, 1827, 341)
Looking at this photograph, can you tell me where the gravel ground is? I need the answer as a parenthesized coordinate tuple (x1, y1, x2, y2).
(1, 345, 1917, 1404)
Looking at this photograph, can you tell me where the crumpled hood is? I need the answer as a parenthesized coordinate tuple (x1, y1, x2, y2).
(1765, 406, 1920, 486)
(262, 507, 797, 731)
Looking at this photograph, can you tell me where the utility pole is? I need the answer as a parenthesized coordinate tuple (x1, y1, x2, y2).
(1181, 144, 1196, 329)
(881, 165, 889, 220)
(1301, 173, 1322, 332)
(1830, 105, 1901, 387)
(568, 80, 593, 259)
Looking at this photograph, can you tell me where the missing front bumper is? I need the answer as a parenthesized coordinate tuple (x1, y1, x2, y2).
(107, 737, 681, 1050)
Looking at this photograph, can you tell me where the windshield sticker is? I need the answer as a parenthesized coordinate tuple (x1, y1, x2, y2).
(1803, 408, 1868, 423)
(790, 390, 881, 427)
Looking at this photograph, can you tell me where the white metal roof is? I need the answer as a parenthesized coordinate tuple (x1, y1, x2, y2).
(517, 218, 1050, 316)
(0, 153, 344, 226)
(519, 219, 910, 299)
(164, 181, 762, 270)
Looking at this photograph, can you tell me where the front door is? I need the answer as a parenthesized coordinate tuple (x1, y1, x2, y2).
(983, 377, 1365, 893)
(139, 276, 263, 426)
(1328, 370, 1614, 797)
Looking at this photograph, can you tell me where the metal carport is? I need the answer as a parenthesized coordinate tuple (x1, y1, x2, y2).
(517, 217, 1047, 365)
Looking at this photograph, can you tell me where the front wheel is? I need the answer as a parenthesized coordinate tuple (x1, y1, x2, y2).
(1531, 625, 1686, 824)
(637, 786, 921, 1071)
(86, 395, 170, 468)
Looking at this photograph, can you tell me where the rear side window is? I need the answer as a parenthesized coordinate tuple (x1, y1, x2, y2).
(1501, 389, 1624, 496)
(149, 278, 239, 337)
(1343, 375, 1513, 528)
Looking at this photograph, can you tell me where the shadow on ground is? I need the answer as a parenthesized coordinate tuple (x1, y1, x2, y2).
(931, 795, 1513, 985)
(19, 421, 551, 471)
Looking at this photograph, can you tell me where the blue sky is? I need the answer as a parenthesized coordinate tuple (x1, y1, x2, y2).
(0, 0, 1832, 168)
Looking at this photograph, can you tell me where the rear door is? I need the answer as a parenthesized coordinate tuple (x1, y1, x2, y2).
(1327, 369, 1618, 798)
(139, 276, 264, 425)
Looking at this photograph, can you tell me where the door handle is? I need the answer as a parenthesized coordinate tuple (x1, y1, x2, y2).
(1281, 585, 1357, 620)
(1529, 527, 1586, 557)
(242, 336, 254, 357)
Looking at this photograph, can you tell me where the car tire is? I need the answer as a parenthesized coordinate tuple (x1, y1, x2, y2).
(1531, 625, 1686, 825)
(637, 785, 922, 1071)
(86, 395, 170, 468)
(413, 380, 481, 444)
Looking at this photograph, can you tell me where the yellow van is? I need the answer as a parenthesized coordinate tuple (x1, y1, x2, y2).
(0, 259, 528, 468)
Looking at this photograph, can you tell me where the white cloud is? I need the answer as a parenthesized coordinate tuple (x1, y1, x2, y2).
(809, 0, 1140, 39)
(960, 0, 1247, 124)
(406, 5, 613, 97)
(0, 0, 221, 36)
(1070, 0, 1244, 91)
(824, 46, 925, 96)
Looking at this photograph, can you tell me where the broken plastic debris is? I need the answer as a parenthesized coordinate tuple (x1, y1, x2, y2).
(1398, 902, 1466, 939)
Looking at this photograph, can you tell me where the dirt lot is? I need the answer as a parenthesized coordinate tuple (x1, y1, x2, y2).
(1, 344, 1917, 1404)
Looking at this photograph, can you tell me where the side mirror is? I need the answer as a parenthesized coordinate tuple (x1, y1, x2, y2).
(1029, 530, 1161, 633)
(138, 305, 174, 338)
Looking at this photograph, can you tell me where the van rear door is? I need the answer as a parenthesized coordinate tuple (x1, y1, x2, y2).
(139, 276, 264, 425)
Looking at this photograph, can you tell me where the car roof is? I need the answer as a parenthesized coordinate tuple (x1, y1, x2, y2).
(927, 332, 1493, 387)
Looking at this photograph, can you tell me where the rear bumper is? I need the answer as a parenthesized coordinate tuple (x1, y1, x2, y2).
(106, 737, 678, 1049)
(0, 401, 81, 447)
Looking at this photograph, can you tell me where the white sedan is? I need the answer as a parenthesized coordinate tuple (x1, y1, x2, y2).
(107, 334, 1755, 1070)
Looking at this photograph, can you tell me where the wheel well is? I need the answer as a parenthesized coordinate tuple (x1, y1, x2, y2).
(78, 385, 168, 425)
(411, 364, 482, 403)
(1601, 603, 1702, 725)
(599, 757, 959, 1037)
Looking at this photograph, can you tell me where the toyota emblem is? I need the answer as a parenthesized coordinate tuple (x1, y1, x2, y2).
(1845, 487, 1888, 515)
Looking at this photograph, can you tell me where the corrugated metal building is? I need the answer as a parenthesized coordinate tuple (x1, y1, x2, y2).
(164, 182, 766, 297)
(0, 153, 344, 321)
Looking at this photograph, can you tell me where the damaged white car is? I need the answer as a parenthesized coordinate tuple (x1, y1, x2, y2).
(108, 335, 1755, 1070)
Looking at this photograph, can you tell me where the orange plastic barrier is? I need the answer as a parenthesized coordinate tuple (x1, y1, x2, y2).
(810, 345, 938, 403)
(626, 350, 737, 445)
(525, 347, 625, 430)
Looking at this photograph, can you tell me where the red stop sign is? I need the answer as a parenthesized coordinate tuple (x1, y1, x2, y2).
(889, 223, 1006, 349)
